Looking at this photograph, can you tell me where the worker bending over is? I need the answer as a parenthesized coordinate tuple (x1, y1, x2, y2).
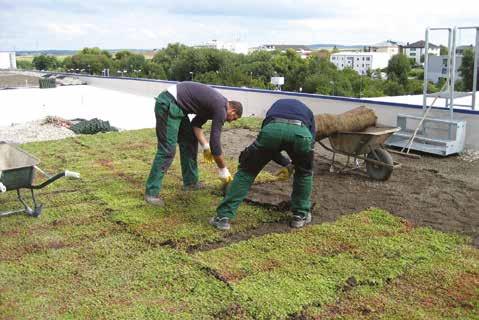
(145, 81, 243, 206)
(210, 98, 315, 230)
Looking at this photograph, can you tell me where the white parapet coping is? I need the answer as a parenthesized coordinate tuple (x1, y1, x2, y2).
(74, 74, 479, 150)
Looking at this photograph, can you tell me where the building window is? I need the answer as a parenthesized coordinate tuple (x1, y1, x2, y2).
(410, 53, 416, 56)
(366, 57, 370, 61)
(410, 48, 416, 51)
(332, 57, 336, 60)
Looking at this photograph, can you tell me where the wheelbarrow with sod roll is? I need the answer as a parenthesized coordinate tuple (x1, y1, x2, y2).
(0, 142, 81, 217)
(317, 126, 401, 181)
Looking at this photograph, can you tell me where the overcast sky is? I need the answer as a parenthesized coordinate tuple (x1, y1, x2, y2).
(1, 0, 477, 51)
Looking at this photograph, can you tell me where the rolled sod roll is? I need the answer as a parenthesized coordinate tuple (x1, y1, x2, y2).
(315, 106, 377, 141)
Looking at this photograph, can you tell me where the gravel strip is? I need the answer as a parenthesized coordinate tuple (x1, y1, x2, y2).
(459, 149, 479, 162)
(0, 119, 77, 144)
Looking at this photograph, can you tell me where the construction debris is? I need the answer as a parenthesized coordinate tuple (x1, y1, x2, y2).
(315, 106, 377, 141)
(43, 74, 86, 86)
(459, 149, 479, 163)
(42, 116, 73, 128)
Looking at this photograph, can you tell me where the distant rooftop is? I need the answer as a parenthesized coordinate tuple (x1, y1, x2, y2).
(402, 40, 439, 49)
(331, 51, 390, 56)
(370, 40, 402, 47)
(256, 44, 311, 51)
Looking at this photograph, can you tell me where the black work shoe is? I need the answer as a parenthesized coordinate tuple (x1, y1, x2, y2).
(290, 213, 312, 228)
(209, 216, 231, 230)
(183, 181, 205, 191)
(144, 194, 165, 207)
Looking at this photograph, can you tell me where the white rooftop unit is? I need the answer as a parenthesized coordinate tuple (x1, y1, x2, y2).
(0, 52, 17, 69)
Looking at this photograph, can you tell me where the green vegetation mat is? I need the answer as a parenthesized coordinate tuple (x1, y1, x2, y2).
(1, 127, 477, 319)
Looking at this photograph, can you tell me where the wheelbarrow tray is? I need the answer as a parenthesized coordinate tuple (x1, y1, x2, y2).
(0, 143, 80, 217)
(328, 126, 400, 156)
(318, 126, 401, 181)
(0, 143, 39, 190)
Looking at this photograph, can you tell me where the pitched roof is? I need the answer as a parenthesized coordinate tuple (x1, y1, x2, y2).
(402, 40, 439, 49)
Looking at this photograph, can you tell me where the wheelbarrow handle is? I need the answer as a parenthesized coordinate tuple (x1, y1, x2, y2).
(31, 170, 81, 190)
(0, 182, 6, 193)
(65, 170, 81, 179)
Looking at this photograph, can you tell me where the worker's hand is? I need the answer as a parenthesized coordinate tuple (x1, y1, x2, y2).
(202, 143, 215, 164)
(275, 164, 294, 181)
(218, 167, 233, 185)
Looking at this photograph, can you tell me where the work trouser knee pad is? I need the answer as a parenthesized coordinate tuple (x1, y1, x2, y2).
(293, 150, 314, 176)
(238, 143, 271, 176)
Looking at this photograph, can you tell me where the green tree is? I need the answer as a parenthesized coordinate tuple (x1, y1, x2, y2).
(113, 51, 146, 75)
(387, 54, 411, 86)
(458, 48, 477, 91)
(383, 80, 405, 96)
(440, 45, 449, 56)
(114, 50, 133, 60)
(32, 55, 59, 70)
(63, 48, 113, 74)
(142, 61, 167, 79)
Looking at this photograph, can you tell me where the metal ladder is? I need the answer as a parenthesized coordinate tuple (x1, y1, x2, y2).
(387, 26, 478, 155)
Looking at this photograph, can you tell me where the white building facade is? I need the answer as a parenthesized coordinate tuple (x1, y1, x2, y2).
(427, 55, 463, 83)
(194, 40, 249, 54)
(402, 41, 440, 65)
(330, 52, 390, 75)
(249, 44, 312, 59)
(368, 40, 401, 59)
(0, 52, 16, 69)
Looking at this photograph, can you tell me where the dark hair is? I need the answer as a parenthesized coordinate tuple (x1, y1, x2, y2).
(228, 100, 243, 117)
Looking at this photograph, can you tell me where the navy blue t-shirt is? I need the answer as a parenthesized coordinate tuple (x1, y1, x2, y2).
(263, 99, 316, 137)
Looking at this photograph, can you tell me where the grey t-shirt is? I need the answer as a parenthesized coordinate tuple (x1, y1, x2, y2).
(176, 82, 228, 156)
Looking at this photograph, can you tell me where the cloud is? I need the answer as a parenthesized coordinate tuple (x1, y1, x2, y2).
(161, 0, 343, 19)
(46, 23, 98, 36)
(0, 0, 477, 50)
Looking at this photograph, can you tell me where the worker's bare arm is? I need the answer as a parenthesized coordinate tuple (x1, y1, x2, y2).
(193, 127, 208, 147)
(213, 154, 226, 169)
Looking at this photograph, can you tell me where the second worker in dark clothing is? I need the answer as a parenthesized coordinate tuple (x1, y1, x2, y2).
(210, 98, 316, 230)
(145, 81, 243, 206)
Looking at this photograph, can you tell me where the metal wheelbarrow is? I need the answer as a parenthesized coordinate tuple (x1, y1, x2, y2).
(317, 126, 401, 181)
(0, 142, 81, 217)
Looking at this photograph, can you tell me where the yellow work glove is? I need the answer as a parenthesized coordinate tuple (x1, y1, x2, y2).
(275, 164, 294, 181)
(202, 143, 215, 164)
(218, 167, 233, 185)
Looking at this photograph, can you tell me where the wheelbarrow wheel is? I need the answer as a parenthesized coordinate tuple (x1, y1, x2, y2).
(366, 149, 393, 181)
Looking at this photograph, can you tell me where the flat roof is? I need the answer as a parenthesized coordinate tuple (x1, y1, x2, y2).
(0, 85, 154, 129)
(331, 51, 390, 57)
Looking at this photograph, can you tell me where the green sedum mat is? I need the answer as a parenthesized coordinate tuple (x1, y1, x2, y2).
(1, 122, 477, 319)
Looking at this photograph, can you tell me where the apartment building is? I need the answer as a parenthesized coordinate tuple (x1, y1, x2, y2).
(426, 55, 463, 83)
(249, 44, 312, 59)
(0, 51, 16, 69)
(194, 40, 249, 54)
(330, 52, 390, 75)
(367, 40, 401, 59)
(401, 40, 440, 65)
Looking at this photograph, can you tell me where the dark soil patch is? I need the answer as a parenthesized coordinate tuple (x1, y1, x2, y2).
(220, 129, 479, 247)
